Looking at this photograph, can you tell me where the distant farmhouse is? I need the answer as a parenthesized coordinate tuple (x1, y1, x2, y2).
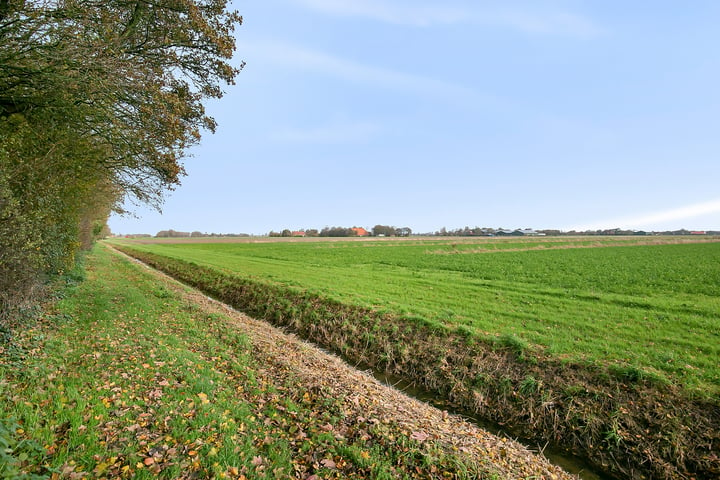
(351, 227, 370, 236)
(495, 229, 545, 236)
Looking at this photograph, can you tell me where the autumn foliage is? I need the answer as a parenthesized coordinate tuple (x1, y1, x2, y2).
(0, 1, 242, 319)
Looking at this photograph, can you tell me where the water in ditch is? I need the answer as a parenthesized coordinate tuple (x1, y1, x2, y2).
(369, 368, 614, 480)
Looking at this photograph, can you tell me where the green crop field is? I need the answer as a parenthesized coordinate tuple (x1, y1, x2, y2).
(114, 236, 720, 398)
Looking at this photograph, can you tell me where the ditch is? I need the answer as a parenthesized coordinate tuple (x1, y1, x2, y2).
(114, 244, 719, 480)
(367, 367, 611, 480)
(116, 245, 605, 478)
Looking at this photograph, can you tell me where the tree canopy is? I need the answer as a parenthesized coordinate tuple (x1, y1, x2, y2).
(0, 0, 242, 316)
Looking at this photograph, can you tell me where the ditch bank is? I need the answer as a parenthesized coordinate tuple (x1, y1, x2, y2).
(115, 246, 719, 480)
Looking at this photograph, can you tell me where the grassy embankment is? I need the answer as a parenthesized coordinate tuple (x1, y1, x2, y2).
(112, 237, 720, 480)
(1, 245, 524, 480)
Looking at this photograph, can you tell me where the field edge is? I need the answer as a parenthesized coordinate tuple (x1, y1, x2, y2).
(113, 244, 720, 480)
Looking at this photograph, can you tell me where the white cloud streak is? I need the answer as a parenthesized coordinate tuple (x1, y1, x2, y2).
(291, 0, 468, 27)
(488, 8, 604, 36)
(291, 0, 604, 36)
(272, 121, 381, 144)
(241, 39, 491, 105)
(568, 199, 720, 232)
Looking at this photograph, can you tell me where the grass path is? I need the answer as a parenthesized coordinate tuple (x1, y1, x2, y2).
(0, 245, 572, 479)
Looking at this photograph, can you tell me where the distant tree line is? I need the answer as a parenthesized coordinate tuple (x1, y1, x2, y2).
(155, 230, 250, 238)
(372, 225, 412, 237)
(268, 227, 356, 237)
(267, 225, 413, 237)
(152, 226, 718, 241)
(1, 2, 242, 324)
(433, 227, 720, 236)
(321, 227, 359, 237)
(564, 228, 720, 236)
(434, 227, 498, 236)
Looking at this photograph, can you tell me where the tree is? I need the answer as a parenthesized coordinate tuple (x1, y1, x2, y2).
(0, 0, 243, 318)
(320, 226, 354, 237)
(1, 0, 243, 207)
(372, 225, 396, 236)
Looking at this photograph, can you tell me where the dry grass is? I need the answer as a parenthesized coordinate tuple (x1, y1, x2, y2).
(427, 236, 720, 254)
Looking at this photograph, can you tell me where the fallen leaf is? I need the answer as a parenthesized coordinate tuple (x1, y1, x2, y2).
(411, 431, 430, 442)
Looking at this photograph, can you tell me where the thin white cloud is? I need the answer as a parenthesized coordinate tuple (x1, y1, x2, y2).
(291, 0, 604, 36)
(272, 121, 381, 144)
(568, 199, 720, 232)
(241, 39, 493, 105)
(487, 8, 604, 37)
(292, 0, 468, 27)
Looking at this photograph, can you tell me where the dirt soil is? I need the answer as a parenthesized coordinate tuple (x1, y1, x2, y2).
(122, 248, 577, 480)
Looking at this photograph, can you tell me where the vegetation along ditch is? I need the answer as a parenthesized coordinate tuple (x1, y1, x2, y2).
(114, 244, 720, 480)
(358, 362, 607, 480)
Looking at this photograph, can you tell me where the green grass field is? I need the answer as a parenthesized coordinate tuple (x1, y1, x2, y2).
(113, 236, 720, 398)
(1, 245, 505, 479)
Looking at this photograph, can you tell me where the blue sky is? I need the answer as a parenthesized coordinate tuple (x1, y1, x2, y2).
(109, 0, 720, 235)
